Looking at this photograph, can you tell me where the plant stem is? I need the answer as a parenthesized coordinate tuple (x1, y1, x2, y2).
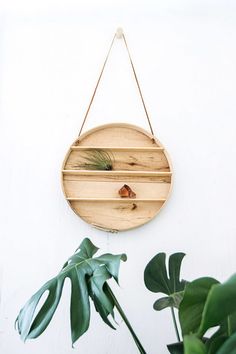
(106, 284, 147, 354)
(227, 315, 232, 336)
(170, 306, 181, 342)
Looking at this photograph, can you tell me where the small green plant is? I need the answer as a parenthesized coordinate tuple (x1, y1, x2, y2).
(16, 238, 146, 353)
(144, 252, 187, 344)
(74, 149, 114, 170)
(144, 252, 236, 354)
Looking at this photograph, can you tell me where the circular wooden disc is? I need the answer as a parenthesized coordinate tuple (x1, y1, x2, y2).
(61, 123, 172, 231)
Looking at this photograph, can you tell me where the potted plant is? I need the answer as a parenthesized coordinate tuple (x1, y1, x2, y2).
(144, 252, 236, 354)
(16, 240, 236, 354)
(16, 238, 146, 353)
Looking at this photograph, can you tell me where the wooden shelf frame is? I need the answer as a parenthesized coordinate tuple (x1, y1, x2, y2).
(70, 146, 165, 151)
(67, 198, 166, 202)
(61, 123, 173, 231)
(62, 170, 172, 176)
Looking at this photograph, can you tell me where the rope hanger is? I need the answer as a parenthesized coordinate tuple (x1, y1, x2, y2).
(78, 27, 155, 137)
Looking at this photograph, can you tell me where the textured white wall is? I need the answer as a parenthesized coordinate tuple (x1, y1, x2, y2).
(1, 1, 236, 353)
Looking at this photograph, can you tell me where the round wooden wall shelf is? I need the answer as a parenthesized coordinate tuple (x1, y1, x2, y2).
(61, 123, 173, 232)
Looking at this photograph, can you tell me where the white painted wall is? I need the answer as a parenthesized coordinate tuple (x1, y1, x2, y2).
(1, 1, 236, 353)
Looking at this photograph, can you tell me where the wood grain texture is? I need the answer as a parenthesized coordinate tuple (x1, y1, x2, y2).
(61, 123, 173, 231)
(69, 200, 165, 231)
(70, 146, 165, 151)
(63, 172, 171, 183)
(74, 125, 156, 147)
(64, 180, 170, 199)
(64, 149, 170, 171)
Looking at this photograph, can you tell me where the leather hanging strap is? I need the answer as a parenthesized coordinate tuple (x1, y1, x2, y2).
(78, 28, 155, 137)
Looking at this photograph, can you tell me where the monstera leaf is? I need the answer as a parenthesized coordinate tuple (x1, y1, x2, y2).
(144, 253, 187, 311)
(216, 332, 236, 354)
(180, 274, 236, 354)
(179, 275, 236, 337)
(206, 311, 236, 353)
(183, 335, 207, 354)
(16, 238, 127, 346)
(197, 274, 236, 338)
(179, 277, 219, 336)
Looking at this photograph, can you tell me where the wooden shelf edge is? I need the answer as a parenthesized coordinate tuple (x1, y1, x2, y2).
(62, 170, 172, 176)
(66, 198, 166, 202)
(70, 146, 164, 151)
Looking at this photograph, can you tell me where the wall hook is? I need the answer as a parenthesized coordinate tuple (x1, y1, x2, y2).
(116, 27, 124, 39)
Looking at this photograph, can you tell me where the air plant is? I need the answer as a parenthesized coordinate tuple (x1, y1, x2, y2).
(74, 149, 114, 171)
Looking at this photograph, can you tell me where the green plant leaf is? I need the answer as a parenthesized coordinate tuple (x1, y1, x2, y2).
(154, 291, 184, 311)
(15, 238, 126, 346)
(183, 335, 206, 354)
(206, 336, 227, 354)
(179, 277, 219, 336)
(144, 253, 186, 310)
(205, 311, 236, 353)
(198, 274, 236, 337)
(76, 149, 114, 170)
(215, 312, 236, 337)
(216, 331, 236, 354)
(154, 296, 174, 310)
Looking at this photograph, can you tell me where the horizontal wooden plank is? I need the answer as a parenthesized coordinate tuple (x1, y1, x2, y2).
(69, 200, 166, 231)
(66, 198, 166, 202)
(64, 149, 170, 171)
(63, 180, 170, 199)
(63, 173, 171, 183)
(62, 170, 172, 176)
(70, 146, 164, 151)
(76, 125, 157, 147)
